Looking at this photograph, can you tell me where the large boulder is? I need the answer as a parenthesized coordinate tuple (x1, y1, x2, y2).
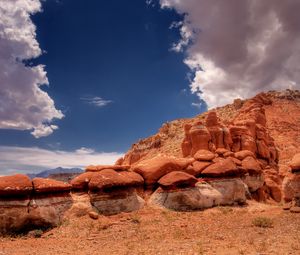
(201, 158, 239, 177)
(193, 150, 215, 161)
(0, 174, 32, 196)
(28, 193, 73, 228)
(149, 178, 246, 211)
(241, 156, 262, 174)
(131, 155, 194, 186)
(207, 178, 247, 205)
(290, 153, 300, 172)
(32, 178, 71, 193)
(186, 161, 211, 176)
(282, 172, 300, 202)
(90, 189, 145, 216)
(88, 169, 143, 191)
(86, 165, 130, 172)
(158, 171, 197, 190)
(0, 196, 31, 233)
(70, 172, 96, 190)
(29, 178, 73, 228)
(234, 150, 255, 160)
(241, 174, 264, 192)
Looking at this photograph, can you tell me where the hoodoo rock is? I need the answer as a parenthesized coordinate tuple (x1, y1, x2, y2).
(88, 169, 145, 215)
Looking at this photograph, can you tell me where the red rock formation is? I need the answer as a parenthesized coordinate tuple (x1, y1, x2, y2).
(193, 149, 215, 161)
(201, 158, 239, 177)
(88, 169, 144, 191)
(32, 178, 71, 193)
(131, 155, 194, 186)
(157, 171, 198, 190)
(86, 165, 130, 172)
(0, 174, 32, 196)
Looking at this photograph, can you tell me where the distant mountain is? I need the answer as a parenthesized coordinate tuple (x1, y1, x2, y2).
(27, 167, 83, 179)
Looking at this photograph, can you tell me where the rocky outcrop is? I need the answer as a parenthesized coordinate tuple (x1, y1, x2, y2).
(149, 178, 246, 211)
(0, 176, 73, 233)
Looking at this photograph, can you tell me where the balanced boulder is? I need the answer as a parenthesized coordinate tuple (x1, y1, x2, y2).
(0, 174, 32, 196)
(32, 178, 71, 193)
(88, 169, 143, 191)
(201, 158, 239, 177)
(158, 171, 197, 190)
(86, 164, 130, 172)
(70, 172, 95, 190)
(194, 149, 215, 161)
(131, 155, 194, 186)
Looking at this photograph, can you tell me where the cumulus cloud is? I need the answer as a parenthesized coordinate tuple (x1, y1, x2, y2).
(160, 0, 300, 108)
(0, 0, 63, 137)
(80, 96, 113, 107)
(0, 146, 123, 175)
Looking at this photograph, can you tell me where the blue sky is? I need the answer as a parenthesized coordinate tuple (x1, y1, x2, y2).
(0, 0, 297, 174)
(0, 0, 205, 173)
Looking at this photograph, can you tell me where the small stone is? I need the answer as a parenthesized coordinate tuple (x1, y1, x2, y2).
(89, 211, 99, 219)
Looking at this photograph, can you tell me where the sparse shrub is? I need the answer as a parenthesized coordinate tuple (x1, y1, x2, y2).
(218, 206, 233, 214)
(252, 217, 273, 228)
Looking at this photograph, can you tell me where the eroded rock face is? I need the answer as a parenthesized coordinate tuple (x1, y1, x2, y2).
(0, 176, 73, 233)
(241, 174, 264, 192)
(29, 193, 73, 227)
(90, 188, 144, 215)
(282, 173, 300, 202)
(149, 178, 246, 211)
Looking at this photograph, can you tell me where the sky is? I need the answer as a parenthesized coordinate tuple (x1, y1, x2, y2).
(0, 0, 299, 174)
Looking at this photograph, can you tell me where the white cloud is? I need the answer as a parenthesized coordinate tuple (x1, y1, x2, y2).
(160, 0, 300, 108)
(0, 0, 63, 137)
(81, 96, 113, 107)
(0, 146, 124, 175)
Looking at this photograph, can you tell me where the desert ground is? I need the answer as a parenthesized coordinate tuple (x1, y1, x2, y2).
(1, 201, 299, 255)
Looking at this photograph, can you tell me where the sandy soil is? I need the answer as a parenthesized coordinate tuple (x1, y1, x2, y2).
(1, 201, 300, 255)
